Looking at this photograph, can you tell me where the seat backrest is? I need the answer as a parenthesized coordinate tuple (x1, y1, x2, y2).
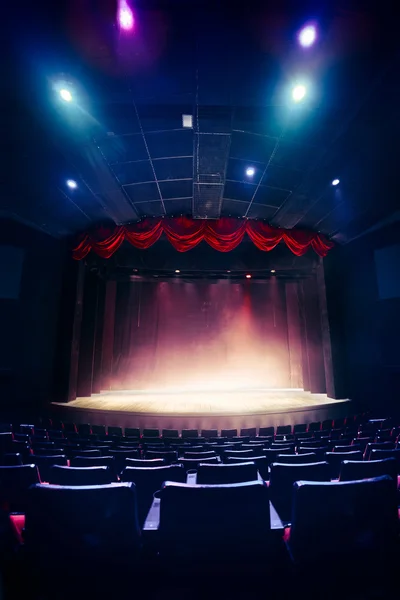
(293, 424, 307, 434)
(264, 447, 293, 465)
(196, 462, 258, 484)
(159, 480, 271, 558)
(201, 429, 218, 438)
(33, 455, 68, 482)
(71, 455, 117, 472)
(25, 483, 141, 565)
(178, 457, 219, 471)
(289, 476, 399, 565)
(370, 448, 400, 472)
(146, 450, 178, 463)
(226, 455, 269, 479)
(125, 428, 140, 438)
(223, 449, 255, 458)
(181, 429, 199, 438)
(183, 451, 216, 460)
(162, 429, 179, 438)
(240, 428, 256, 437)
(221, 429, 237, 438)
(143, 429, 160, 438)
(364, 441, 395, 460)
(125, 458, 165, 468)
(258, 427, 274, 437)
(276, 425, 292, 435)
(49, 465, 117, 486)
(325, 450, 363, 479)
(269, 461, 331, 522)
(1, 453, 23, 466)
(276, 453, 317, 464)
(339, 458, 398, 484)
(0, 464, 40, 511)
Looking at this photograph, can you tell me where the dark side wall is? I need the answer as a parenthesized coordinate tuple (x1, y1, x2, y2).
(324, 221, 400, 413)
(0, 219, 66, 413)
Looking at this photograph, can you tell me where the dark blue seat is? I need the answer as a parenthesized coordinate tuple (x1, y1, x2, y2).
(196, 462, 258, 484)
(48, 465, 117, 486)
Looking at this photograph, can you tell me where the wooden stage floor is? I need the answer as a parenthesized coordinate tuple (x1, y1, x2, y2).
(53, 389, 351, 431)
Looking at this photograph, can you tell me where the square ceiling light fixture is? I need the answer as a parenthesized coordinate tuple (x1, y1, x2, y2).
(182, 114, 193, 128)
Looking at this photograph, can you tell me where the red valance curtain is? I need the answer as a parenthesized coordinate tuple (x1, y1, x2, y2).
(72, 217, 333, 260)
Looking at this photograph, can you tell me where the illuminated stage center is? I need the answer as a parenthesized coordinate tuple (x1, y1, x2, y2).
(53, 388, 350, 431)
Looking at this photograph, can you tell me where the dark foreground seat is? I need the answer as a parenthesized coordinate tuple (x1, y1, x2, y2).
(0, 464, 40, 512)
(158, 480, 277, 575)
(48, 465, 117, 486)
(339, 457, 398, 488)
(25, 482, 141, 593)
(286, 475, 398, 586)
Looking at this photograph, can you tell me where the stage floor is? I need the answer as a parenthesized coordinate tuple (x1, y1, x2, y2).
(53, 389, 351, 431)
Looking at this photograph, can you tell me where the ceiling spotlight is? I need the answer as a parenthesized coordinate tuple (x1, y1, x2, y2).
(66, 179, 77, 189)
(118, 0, 134, 30)
(245, 274, 252, 279)
(292, 84, 307, 102)
(246, 167, 255, 177)
(332, 178, 340, 186)
(271, 269, 276, 274)
(298, 25, 317, 48)
(59, 88, 72, 102)
(175, 269, 180, 274)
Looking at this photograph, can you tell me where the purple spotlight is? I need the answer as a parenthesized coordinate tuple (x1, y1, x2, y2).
(118, 0, 134, 31)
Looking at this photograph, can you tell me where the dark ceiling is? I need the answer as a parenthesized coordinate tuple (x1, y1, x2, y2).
(3, 0, 400, 245)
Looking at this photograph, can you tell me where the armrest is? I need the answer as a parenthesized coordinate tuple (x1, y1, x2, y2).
(143, 497, 160, 531)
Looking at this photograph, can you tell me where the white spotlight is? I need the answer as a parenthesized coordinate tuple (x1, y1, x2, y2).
(66, 179, 77, 189)
(332, 179, 340, 186)
(175, 269, 180, 274)
(292, 84, 306, 102)
(246, 167, 255, 177)
(59, 88, 72, 102)
(299, 25, 317, 48)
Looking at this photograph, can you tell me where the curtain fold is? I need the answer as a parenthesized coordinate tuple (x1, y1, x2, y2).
(72, 217, 333, 260)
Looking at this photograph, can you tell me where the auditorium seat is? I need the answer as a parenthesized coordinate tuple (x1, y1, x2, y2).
(91, 425, 106, 437)
(258, 427, 274, 437)
(0, 432, 14, 454)
(276, 425, 292, 435)
(109, 449, 141, 472)
(221, 429, 237, 438)
(183, 450, 217, 460)
(339, 458, 398, 487)
(321, 419, 333, 431)
(0, 453, 23, 466)
(182, 429, 199, 439)
(240, 428, 256, 438)
(223, 449, 257, 461)
(125, 458, 165, 468)
(325, 450, 363, 479)
(145, 450, 178, 464)
(32, 455, 68, 482)
(158, 480, 275, 574)
(121, 464, 185, 525)
(333, 444, 361, 453)
(124, 427, 140, 439)
(48, 465, 117, 486)
(71, 455, 117, 475)
(275, 452, 317, 464)
(269, 461, 331, 523)
(143, 428, 159, 438)
(178, 457, 219, 471)
(201, 429, 218, 438)
(293, 424, 307, 434)
(107, 426, 123, 438)
(286, 476, 398, 584)
(77, 423, 91, 436)
(72, 449, 101, 457)
(264, 447, 293, 465)
(364, 441, 395, 460)
(62, 422, 77, 434)
(226, 455, 269, 480)
(370, 448, 400, 472)
(0, 464, 40, 512)
(196, 461, 258, 484)
(162, 429, 179, 438)
(25, 482, 142, 588)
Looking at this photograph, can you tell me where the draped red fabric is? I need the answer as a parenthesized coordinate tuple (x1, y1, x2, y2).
(72, 217, 333, 259)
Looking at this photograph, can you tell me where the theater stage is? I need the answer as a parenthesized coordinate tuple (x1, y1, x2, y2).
(52, 389, 351, 432)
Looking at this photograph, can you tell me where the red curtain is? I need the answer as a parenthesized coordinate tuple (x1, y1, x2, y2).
(72, 217, 334, 260)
